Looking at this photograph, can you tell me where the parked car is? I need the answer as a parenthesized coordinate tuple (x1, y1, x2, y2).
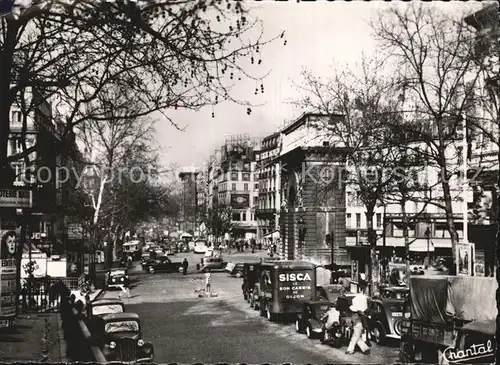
(146, 256, 182, 274)
(166, 243, 178, 255)
(194, 240, 208, 254)
(227, 263, 244, 278)
(104, 269, 130, 290)
(93, 312, 154, 363)
(196, 257, 227, 272)
(316, 284, 344, 303)
(295, 300, 334, 339)
(368, 286, 410, 344)
(90, 298, 125, 317)
(178, 242, 190, 253)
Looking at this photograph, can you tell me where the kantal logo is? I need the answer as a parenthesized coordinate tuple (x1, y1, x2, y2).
(443, 340, 495, 363)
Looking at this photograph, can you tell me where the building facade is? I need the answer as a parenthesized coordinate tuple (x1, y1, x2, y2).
(255, 132, 281, 243)
(178, 168, 198, 235)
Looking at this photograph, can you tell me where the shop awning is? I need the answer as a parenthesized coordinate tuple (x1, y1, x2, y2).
(264, 230, 280, 239)
(409, 239, 435, 252)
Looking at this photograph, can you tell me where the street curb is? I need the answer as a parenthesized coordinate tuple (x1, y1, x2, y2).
(56, 314, 68, 363)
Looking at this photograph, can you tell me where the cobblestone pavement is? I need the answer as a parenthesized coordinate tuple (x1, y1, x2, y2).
(0, 313, 61, 363)
(99, 254, 401, 364)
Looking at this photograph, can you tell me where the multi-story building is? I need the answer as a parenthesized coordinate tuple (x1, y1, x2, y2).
(205, 135, 260, 241)
(255, 132, 281, 244)
(178, 167, 199, 235)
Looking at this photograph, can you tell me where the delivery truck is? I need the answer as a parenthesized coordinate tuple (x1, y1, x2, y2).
(258, 261, 316, 322)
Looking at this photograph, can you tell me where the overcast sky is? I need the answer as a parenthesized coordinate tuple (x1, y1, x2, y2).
(155, 1, 486, 172)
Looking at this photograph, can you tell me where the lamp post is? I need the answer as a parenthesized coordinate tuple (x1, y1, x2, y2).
(425, 226, 431, 269)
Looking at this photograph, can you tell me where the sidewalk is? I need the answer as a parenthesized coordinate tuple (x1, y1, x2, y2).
(0, 313, 61, 363)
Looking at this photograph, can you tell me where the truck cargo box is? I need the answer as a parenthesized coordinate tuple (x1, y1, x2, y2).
(410, 276, 497, 324)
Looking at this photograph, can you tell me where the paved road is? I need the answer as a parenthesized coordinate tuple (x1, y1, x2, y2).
(100, 251, 400, 363)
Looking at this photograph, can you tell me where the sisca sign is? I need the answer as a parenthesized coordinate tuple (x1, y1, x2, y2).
(443, 340, 495, 363)
(279, 273, 311, 282)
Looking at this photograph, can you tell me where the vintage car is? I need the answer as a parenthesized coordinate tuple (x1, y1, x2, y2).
(178, 241, 190, 253)
(91, 298, 125, 317)
(368, 286, 410, 344)
(226, 263, 244, 278)
(295, 301, 335, 339)
(196, 257, 227, 272)
(193, 240, 208, 254)
(166, 243, 178, 255)
(316, 284, 344, 303)
(105, 269, 130, 290)
(93, 312, 154, 363)
(146, 256, 182, 274)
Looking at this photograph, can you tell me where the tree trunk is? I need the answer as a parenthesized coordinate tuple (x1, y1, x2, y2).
(366, 206, 378, 296)
(401, 197, 411, 283)
(440, 162, 459, 276)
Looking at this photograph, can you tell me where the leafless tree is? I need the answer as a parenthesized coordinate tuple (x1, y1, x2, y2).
(372, 4, 481, 272)
(0, 0, 283, 185)
(293, 57, 402, 294)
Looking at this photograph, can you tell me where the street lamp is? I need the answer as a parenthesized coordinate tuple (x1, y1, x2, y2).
(298, 217, 306, 258)
(424, 226, 431, 269)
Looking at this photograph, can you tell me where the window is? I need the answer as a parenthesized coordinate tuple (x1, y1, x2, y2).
(232, 183, 236, 191)
(242, 173, 250, 181)
(254, 183, 259, 190)
(244, 183, 248, 191)
(376, 213, 382, 228)
(232, 213, 241, 221)
(11, 111, 21, 123)
(243, 162, 250, 171)
(254, 173, 259, 181)
(242, 212, 247, 221)
(346, 213, 352, 228)
(253, 196, 258, 205)
(356, 213, 361, 228)
(231, 172, 238, 180)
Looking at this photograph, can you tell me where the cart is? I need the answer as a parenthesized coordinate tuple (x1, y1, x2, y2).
(399, 276, 497, 364)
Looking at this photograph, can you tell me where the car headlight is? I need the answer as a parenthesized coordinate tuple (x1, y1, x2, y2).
(138, 339, 144, 347)
(112, 278, 116, 282)
(109, 341, 116, 349)
(121, 277, 124, 282)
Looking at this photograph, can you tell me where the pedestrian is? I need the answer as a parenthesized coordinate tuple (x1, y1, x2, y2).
(346, 312, 370, 355)
(182, 258, 188, 275)
(127, 254, 133, 268)
(258, 241, 262, 250)
(205, 271, 211, 293)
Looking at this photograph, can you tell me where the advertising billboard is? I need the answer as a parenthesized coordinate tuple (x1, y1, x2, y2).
(0, 189, 32, 208)
(277, 270, 313, 301)
(230, 194, 249, 209)
(0, 220, 19, 327)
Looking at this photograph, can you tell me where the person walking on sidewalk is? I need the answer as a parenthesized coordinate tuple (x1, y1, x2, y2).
(205, 271, 211, 293)
(182, 258, 189, 275)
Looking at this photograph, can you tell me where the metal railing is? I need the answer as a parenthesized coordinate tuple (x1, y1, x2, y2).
(60, 293, 106, 363)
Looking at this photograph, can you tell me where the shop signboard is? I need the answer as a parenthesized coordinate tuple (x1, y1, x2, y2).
(0, 259, 16, 326)
(0, 189, 32, 208)
(230, 194, 249, 209)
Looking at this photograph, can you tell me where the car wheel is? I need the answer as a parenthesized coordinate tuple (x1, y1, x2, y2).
(178, 267, 183, 273)
(399, 341, 415, 363)
(235, 272, 242, 278)
(306, 325, 313, 339)
(148, 266, 155, 274)
(295, 320, 301, 333)
(373, 324, 386, 345)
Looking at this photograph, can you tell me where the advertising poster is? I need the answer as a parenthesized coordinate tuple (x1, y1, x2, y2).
(277, 270, 313, 301)
(230, 194, 250, 209)
(457, 243, 473, 276)
(0, 221, 19, 326)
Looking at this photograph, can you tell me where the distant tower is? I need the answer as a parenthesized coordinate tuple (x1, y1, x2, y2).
(179, 167, 199, 235)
